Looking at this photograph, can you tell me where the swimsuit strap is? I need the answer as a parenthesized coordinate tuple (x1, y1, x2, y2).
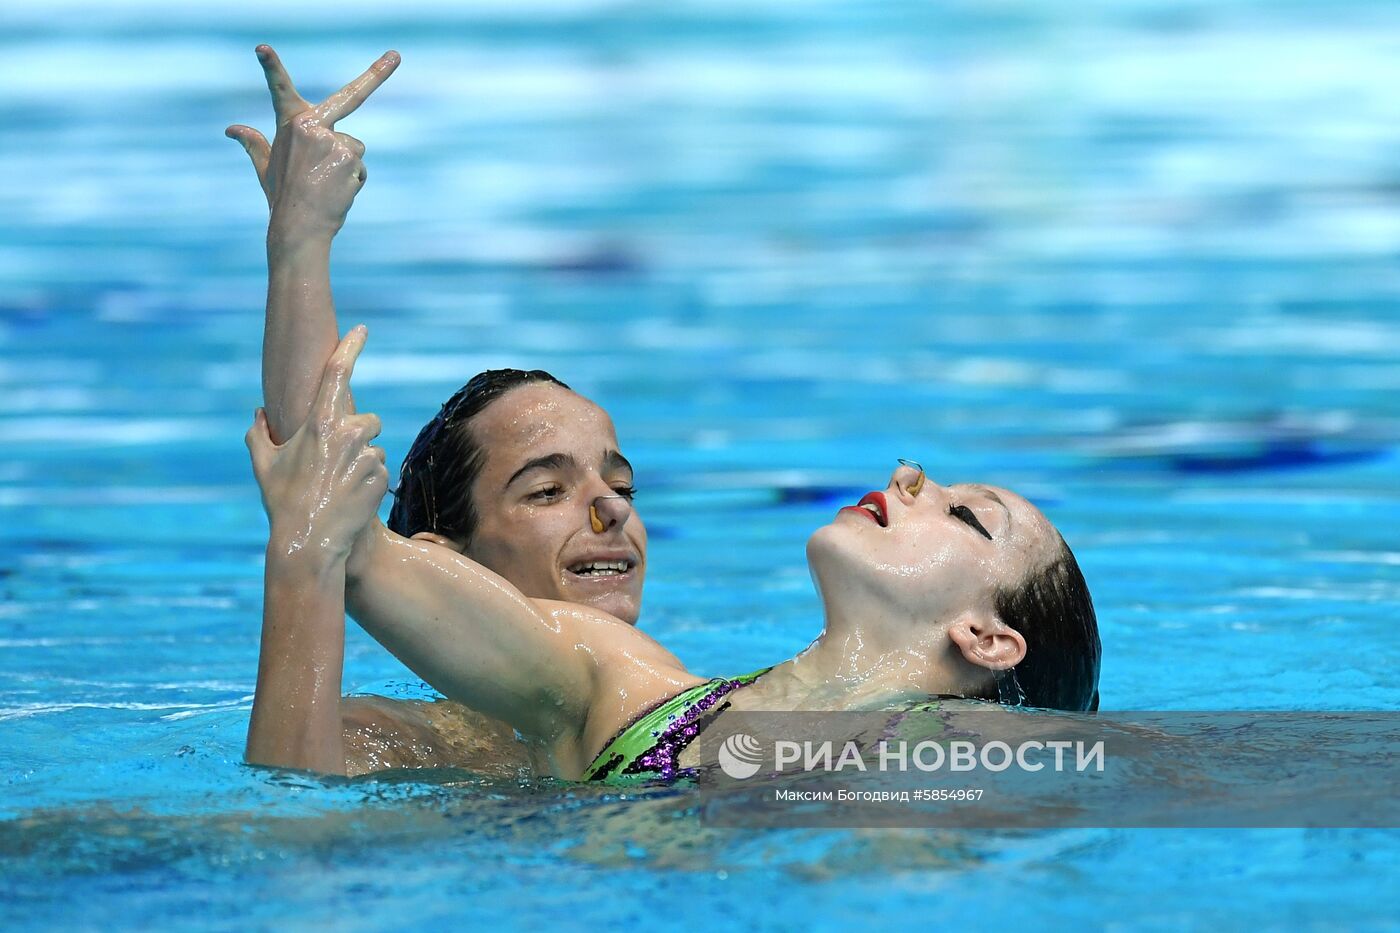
(583, 668, 771, 784)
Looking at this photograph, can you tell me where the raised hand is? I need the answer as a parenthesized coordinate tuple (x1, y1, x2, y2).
(246, 326, 389, 560)
(226, 46, 399, 241)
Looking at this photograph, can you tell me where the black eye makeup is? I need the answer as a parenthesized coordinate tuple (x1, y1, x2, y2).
(949, 504, 993, 541)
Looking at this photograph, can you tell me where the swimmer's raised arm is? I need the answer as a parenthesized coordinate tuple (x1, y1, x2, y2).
(226, 45, 399, 444)
(244, 328, 388, 774)
(229, 48, 398, 774)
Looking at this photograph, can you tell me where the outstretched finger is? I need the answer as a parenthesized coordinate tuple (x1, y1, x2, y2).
(255, 45, 311, 122)
(225, 124, 272, 187)
(316, 50, 400, 126)
(313, 325, 368, 419)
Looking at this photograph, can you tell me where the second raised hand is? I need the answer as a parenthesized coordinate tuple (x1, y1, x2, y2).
(247, 325, 389, 559)
(226, 46, 401, 239)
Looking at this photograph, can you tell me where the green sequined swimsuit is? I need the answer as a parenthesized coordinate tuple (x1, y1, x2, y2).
(582, 668, 771, 784)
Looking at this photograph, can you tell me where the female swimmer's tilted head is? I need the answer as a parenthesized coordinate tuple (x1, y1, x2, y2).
(388, 370, 648, 625)
(806, 463, 1099, 711)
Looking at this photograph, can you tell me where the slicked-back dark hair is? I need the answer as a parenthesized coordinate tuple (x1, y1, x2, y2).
(387, 369, 571, 545)
(993, 535, 1101, 711)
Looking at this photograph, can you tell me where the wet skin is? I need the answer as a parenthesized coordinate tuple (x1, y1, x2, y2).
(807, 462, 1060, 628)
(229, 42, 1084, 772)
(429, 383, 647, 626)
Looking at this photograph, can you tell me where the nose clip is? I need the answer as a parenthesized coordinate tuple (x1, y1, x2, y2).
(589, 495, 628, 533)
(897, 458, 925, 497)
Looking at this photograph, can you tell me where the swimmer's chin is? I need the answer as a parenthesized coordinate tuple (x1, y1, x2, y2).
(805, 522, 861, 586)
(806, 522, 843, 562)
(588, 593, 643, 626)
(558, 573, 643, 625)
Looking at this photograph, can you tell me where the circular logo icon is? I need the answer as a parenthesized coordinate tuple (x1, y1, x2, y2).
(717, 733, 764, 779)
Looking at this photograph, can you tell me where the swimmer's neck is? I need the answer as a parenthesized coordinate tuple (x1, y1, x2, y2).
(730, 623, 969, 712)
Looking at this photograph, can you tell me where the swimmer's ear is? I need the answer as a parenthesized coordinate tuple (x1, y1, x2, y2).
(410, 531, 466, 553)
(947, 612, 1026, 671)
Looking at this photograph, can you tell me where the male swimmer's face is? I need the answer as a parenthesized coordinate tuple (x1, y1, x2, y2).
(461, 383, 646, 624)
(806, 464, 1057, 620)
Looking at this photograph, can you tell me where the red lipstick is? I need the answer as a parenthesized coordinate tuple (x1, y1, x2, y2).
(838, 491, 888, 527)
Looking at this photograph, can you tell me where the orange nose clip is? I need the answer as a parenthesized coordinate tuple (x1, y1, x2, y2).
(898, 458, 926, 497)
(589, 504, 605, 533)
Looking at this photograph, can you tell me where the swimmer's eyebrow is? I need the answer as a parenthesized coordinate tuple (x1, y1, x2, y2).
(971, 485, 1005, 507)
(505, 450, 633, 489)
(967, 484, 1012, 528)
(603, 449, 633, 479)
(505, 452, 578, 489)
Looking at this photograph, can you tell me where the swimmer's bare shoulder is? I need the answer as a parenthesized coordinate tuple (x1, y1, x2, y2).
(339, 696, 530, 778)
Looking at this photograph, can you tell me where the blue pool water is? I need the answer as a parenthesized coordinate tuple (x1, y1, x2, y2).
(3, 0, 1399, 928)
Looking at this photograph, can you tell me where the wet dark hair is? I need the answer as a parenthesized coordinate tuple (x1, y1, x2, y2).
(387, 369, 571, 545)
(992, 535, 1101, 712)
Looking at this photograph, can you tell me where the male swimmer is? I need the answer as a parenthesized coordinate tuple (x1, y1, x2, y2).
(229, 48, 646, 775)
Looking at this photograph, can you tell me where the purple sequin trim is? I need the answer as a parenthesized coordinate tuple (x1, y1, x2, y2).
(625, 677, 749, 782)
